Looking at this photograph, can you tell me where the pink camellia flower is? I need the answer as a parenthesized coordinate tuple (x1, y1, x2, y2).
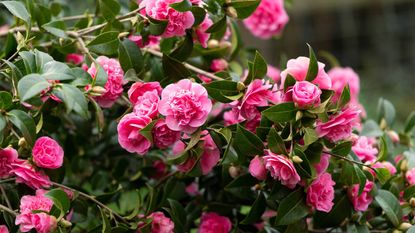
(348, 181, 374, 212)
(306, 172, 335, 212)
(243, 0, 288, 39)
(280, 57, 332, 90)
(406, 168, 415, 185)
(314, 153, 330, 175)
(15, 190, 57, 233)
(0, 225, 8, 233)
(328, 67, 360, 102)
(10, 160, 51, 189)
(140, 0, 194, 38)
(66, 53, 84, 65)
(87, 56, 124, 108)
(198, 212, 232, 233)
(150, 160, 167, 179)
(263, 150, 300, 189)
(152, 119, 181, 149)
(195, 16, 213, 48)
(240, 79, 274, 120)
(32, 136, 64, 169)
(128, 35, 161, 48)
(148, 211, 174, 233)
(316, 106, 360, 142)
(0, 147, 18, 178)
(223, 107, 245, 126)
(128, 81, 162, 105)
(158, 79, 212, 134)
(267, 65, 281, 83)
(117, 113, 152, 154)
(133, 90, 160, 119)
(371, 161, 397, 178)
(210, 59, 228, 72)
(291, 81, 322, 109)
(352, 136, 378, 163)
(249, 156, 267, 180)
(185, 182, 200, 196)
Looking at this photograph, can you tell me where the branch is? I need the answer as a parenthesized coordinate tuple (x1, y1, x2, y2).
(143, 48, 224, 81)
(324, 151, 374, 170)
(0, 203, 17, 217)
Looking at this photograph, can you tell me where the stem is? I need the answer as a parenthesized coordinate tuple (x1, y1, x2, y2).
(0, 204, 17, 217)
(66, 31, 95, 62)
(0, 186, 12, 209)
(143, 48, 224, 81)
(324, 151, 374, 170)
(51, 182, 128, 224)
(0, 178, 15, 185)
(61, 14, 95, 21)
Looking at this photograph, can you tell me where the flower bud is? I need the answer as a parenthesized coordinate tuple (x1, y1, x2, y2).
(18, 137, 26, 148)
(392, 230, 402, 233)
(398, 222, 412, 231)
(91, 86, 107, 96)
(400, 159, 408, 172)
(292, 156, 303, 163)
(59, 218, 72, 228)
(228, 165, 242, 178)
(226, 7, 238, 18)
(207, 39, 219, 48)
(380, 118, 387, 130)
(295, 111, 303, 121)
(387, 130, 400, 143)
(219, 41, 232, 48)
(410, 197, 415, 207)
(236, 82, 246, 91)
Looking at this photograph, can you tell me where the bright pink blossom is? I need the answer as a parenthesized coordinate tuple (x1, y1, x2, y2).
(198, 212, 232, 233)
(328, 67, 360, 102)
(195, 16, 213, 48)
(87, 56, 124, 108)
(0, 225, 8, 233)
(32, 136, 64, 169)
(352, 136, 378, 163)
(65, 53, 84, 65)
(128, 81, 162, 105)
(158, 79, 212, 134)
(240, 79, 274, 120)
(140, 0, 194, 38)
(128, 35, 161, 48)
(348, 181, 374, 212)
(281, 56, 332, 90)
(133, 90, 160, 119)
(316, 106, 360, 142)
(117, 113, 152, 154)
(0, 147, 18, 178)
(10, 160, 51, 189)
(406, 168, 415, 185)
(185, 182, 199, 196)
(292, 81, 322, 109)
(263, 150, 300, 189)
(306, 172, 335, 212)
(267, 65, 281, 83)
(210, 59, 228, 72)
(148, 211, 174, 233)
(243, 0, 288, 39)
(371, 161, 397, 177)
(152, 119, 181, 149)
(314, 153, 330, 175)
(249, 156, 267, 180)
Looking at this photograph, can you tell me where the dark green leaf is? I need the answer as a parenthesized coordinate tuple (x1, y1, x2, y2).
(244, 50, 267, 85)
(375, 189, 402, 227)
(94, 63, 109, 87)
(162, 54, 191, 81)
(99, 0, 121, 20)
(118, 38, 144, 73)
(203, 80, 240, 103)
(7, 110, 36, 146)
(1, 1, 30, 23)
(18, 74, 51, 102)
(139, 120, 157, 143)
(314, 193, 352, 228)
(59, 84, 89, 118)
(275, 188, 308, 225)
(0, 115, 6, 134)
(337, 85, 350, 109)
(0, 91, 13, 110)
(404, 111, 415, 133)
(170, 33, 193, 62)
(293, 149, 312, 178)
(377, 136, 388, 161)
(241, 192, 266, 224)
(41, 61, 75, 80)
(225, 173, 258, 190)
(375, 168, 391, 185)
(45, 189, 71, 214)
(305, 44, 318, 82)
(42, 21, 67, 39)
(99, 207, 112, 233)
(191, 7, 206, 26)
(377, 98, 396, 126)
(267, 127, 288, 155)
(228, 0, 260, 19)
(148, 17, 168, 36)
(283, 74, 296, 92)
(303, 128, 318, 146)
(262, 102, 296, 123)
(206, 16, 227, 33)
(233, 124, 264, 159)
(167, 199, 187, 232)
(332, 141, 352, 157)
(170, 0, 192, 12)
(87, 31, 120, 56)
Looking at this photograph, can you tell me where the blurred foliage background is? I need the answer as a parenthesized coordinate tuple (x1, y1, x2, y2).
(1, 0, 415, 122)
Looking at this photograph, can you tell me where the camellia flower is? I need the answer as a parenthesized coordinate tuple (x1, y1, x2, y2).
(117, 113, 152, 155)
(328, 67, 360, 102)
(210, 59, 228, 72)
(243, 0, 288, 39)
(316, 106, 360, 142)
(314, 153, 330, 175)
(148, 211, 174, 233)
(348, 181, 374, 212)
(263, 150, 300, 189)
(133, 90, 160, 119)
(140, 0, 194, 38)
(352, 136, 378, 163)
(87, 56, 124, 108)
(0, 225, 8, 233)
(65, 53, 84, 65)
(306, 172, 335, 213)
(240, 79, 275, 120)
(291, 81, 322, 109)
(406, 167, 415, 185)
(128, 81, 162, 105)
(280, 56, 332, 90)
(195, 15, 213, 48)
(128, 35, 161, 48)
(10, 160, 51, 189)
(32, 136, 64, 169)
(15, 190, 57, 233)
(370, 161, 397, 177)
(152, 119, 181, 149)
(0, 147, 18, 178)
(198, 212, 232, 233)
(267, 65, 281, 83)
(158, 79, 212, 134)
(249, 155, 267, 180)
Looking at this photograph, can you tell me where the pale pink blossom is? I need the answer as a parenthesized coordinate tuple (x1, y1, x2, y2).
(198, 212, 232, 233)
(87, 56, 124, 108)
(249, 156, 267, 180)
(406, 168, 415, 185)
(66, 53, 84, 65)
(117, 113, 152, 154)
(128, 35, 161, 48)
(223, 107, 244, 126)
(263, 150, 300, 189)
(133, 90, 160, 119)
(158, 79, 212, 134)
(316, 106, 360, 142)
(267, 65, 281, 83)
(352, 136, 378, 163)
(328, 67, 360, 102)
(32, 137, 64, 169)
(306, 172, 335, 212)
(128, 81, 162, 105)
(314, 153, 330, 175)
(348, 181, 374, 212)
(240, 79, 274, 120)
(371, 161, 397, 177)
(195, 16, 213, 48)
(152, 119, 181, 149)
(281, 56, 332, 90)
(291, 81, 322, 109)
(148, 211, 174, 233)
(243, 0, 288, 39)
(10, 160, 51, 189)
(0, 147, 18, 178)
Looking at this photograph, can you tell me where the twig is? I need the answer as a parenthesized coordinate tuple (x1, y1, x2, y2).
(61, 14, 95, 21)
(51, 182, 128, 224)
(324, 151, 374, 170)
(0, 186, 12, 210)
(66, 31, 95, 62)
(0, 178, 15, 185)
(0, 203, 17, 217)
(143, 48, 224, 81)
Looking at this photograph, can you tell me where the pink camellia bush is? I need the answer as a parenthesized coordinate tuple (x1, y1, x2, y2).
(352, 136, 378, 163)
(32, 136, 64, 169)
(128, 81, 162, 105)
(328, 67, 360, 102)
(152, 119, 181, 149)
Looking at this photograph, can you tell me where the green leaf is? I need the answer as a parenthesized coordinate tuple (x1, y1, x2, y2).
(375, 168, 391, 185)
(377, 98, 396, 126)
(377, 136, 388, 161)
(404, 111, 415, 133)
(162, 54, 191, 81)
(169, 32, 193, 62)
(305, 44, 318, 82)
(262, 102, 296, 123)
(244, 50, 267, 85)
(191, 7, 206, 26)
(34, 50, 54, 71)
(1, 1, 30, 23)
(332, 141, 352, 157)
(233, 124, 264, 159)
(99, 0, 121, 20)
(118, 38, 144, 73)
(407, 226, 415, 233)
(41, 61, 75, 80)
(148, 17, 168, 36)
(240, 192, 266, 224)
(360, 120, 383, 137)
(7, 110, 36, 146)
(18, 74, 51, 102)
(313, 193, 352, 228)
(139, 120, 157, 143)
(206, 16, 227, 33)
(275, 188, 308, 226)
(168, 130, 201, 164)
(19, 51, 37, 74)
(293, 149, 312, 178)
(45, 189, 71, 215)
(283, 74, 296, 92)
(94, 63, 109, 87)
(203, 80, 241, 103)
(42, 21, 67, 39)
(99, 207, 112, 233)
(337, 84, 350, 109)
(267, 127, 288, 155)
(170, 0, 192, 12)
(0, 91, 13, 110)
(374, 189, 402, 227)
(303, 128, 318, 146)
(167, 199, 187, 232)
(225, 173, 258, 190)
(228, 0, 260, 19)
(59, 84, 89, 118)
(87, 31, 120, 56)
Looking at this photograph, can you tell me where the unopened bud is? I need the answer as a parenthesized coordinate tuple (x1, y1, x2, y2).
(91, 86, 107, 95)
(224, 0, 232, 4)
(219, 41, 232, 48)
(398, 222, 412, 231)
(292, 156, 303, 163)
(236, 82, 246, 91)
(387, 130, 400, 143)
(228, 166, 242, 178)
(118, 32, 130, 38)
(226, 6, 238, 18)
(18, 138, 26, 148)
(392, 230, 402, 233)
(410, 197, 415, 207)
(380, 118, 387, 130)
(400, 159, 408, 172)
(295, 111, 303, 121)
(207, 39, 219, 48)
(59, 218, 72, 228)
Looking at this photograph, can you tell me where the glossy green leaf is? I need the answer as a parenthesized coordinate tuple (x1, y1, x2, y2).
(0, 91, 13, 110)
(99, 0, 121, 20)
(305, 44, 318, 82)
(375, 168, 391, 185)
(18, 74, 51, 102)
(167, 199, 187, 232)
(303, 128, 318, 146)
(1, 1, 30, 23)
(332, 141, 352, 157)
(337, 84, 350, 109)
(228, 0, 260, 19)
(42, 21, 67, 39)
(45, 189, 71, 214)
(41, 61, 75, 80)
(99, 207, 112, 233)
(162, 54, 191, 81)
(377, 136, 388, 161)
(233, 124, 264, 159)
(87, 31, 120, 56)
(170, 0, 192, 12)
(7, 109, 36, 146)
(404, 111, 415, 133)
(191, 7, 206, 26)
(94, 63, 109, 87)
(374, 189, 402, 227)
(148, 17, 168, 36)
(203, 80, 241, 103)
(59, 84, 89, 118)
(139, 120, 157, 143)
(206, 16, 227, 33)
(275, 188, 308, 226)
(244, 50, 267, 85)
(240, 192, 266, 224)
(267, 127, 288, 155)
(283, 74, 296, 92)
(313, 193, 352, 228)
(262, 102, 296, 123)
(118, 38, 144, 73)
(170, 32, 193, 62)
(377, 98, 396, 126)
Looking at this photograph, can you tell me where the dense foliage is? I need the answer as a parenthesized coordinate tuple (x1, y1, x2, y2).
(1, 0, 415, 233)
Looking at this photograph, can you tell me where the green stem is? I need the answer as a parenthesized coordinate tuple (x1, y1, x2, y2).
(324, 151, 374, 170)
(0, 178, 16, 184)
(0, 203, 17, 217)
